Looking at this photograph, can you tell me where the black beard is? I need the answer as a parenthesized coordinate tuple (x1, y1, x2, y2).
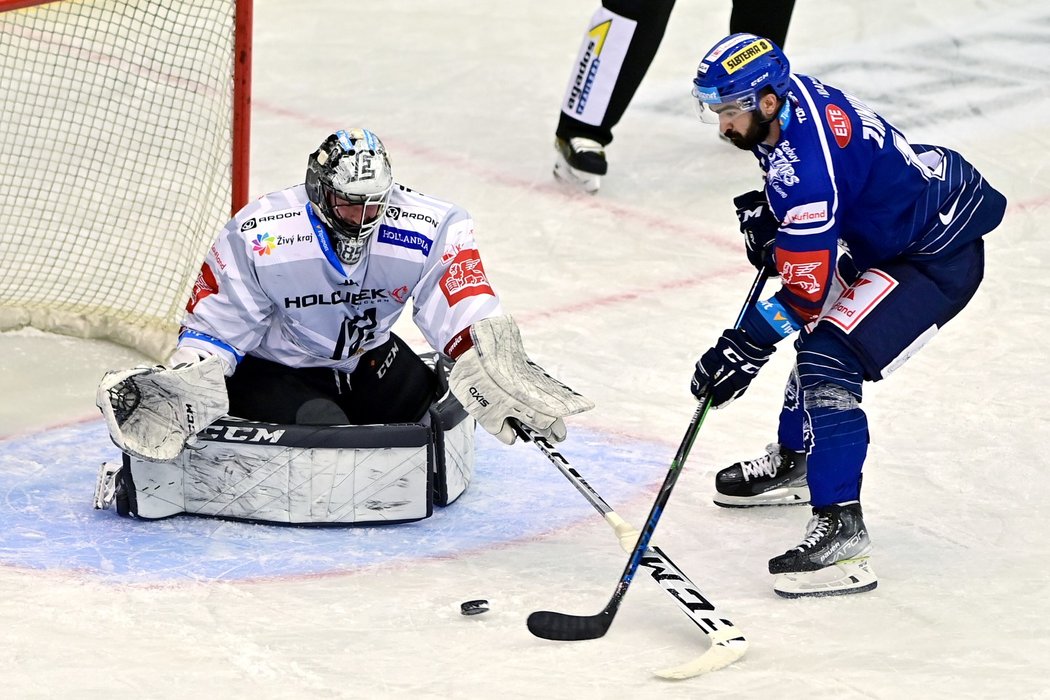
(725, 114, 772, 150)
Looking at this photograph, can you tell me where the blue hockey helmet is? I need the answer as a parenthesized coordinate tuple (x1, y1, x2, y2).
(691, 33, 790, 123)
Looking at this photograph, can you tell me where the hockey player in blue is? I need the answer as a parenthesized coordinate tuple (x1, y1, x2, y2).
(688, 34, 1007, 597)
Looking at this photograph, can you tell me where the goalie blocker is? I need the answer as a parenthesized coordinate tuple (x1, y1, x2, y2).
(94, 354, 476, 525)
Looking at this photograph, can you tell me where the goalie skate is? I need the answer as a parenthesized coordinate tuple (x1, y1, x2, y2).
(714, 443, 809, 507)
(93, 462, 121, 510)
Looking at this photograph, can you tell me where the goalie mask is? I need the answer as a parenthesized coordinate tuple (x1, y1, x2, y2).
(306, 128, 394, 265)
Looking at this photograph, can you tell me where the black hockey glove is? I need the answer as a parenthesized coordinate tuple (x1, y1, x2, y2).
(691, 328, 776, 409)
(733, 190, 779, 276)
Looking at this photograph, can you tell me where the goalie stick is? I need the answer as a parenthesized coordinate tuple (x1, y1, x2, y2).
(516, 425, 748, 678)
(526, 266, 770, 645)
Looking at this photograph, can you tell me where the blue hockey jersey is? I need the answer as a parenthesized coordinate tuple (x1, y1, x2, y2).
(742, 73, 998, 343)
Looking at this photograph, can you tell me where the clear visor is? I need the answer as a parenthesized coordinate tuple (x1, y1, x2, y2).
(326, 187, 389, 231)
(690, 85, 758, 124)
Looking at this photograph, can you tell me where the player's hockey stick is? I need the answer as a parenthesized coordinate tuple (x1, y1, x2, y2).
(526, 266, 770, 644)
(516, 425, 748, 678)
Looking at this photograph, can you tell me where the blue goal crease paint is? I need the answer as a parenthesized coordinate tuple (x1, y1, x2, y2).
(0, 422, 664, 584)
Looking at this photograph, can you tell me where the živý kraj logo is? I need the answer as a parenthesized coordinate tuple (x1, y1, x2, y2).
(252, 233, 276, 256)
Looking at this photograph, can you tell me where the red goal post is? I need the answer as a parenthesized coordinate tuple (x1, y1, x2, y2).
(0, 0, 252, 360)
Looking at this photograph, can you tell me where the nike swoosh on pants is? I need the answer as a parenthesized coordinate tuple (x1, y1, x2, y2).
(939, 184, 965, 226)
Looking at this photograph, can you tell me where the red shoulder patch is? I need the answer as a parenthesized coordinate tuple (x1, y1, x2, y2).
(778, 248, 831, 306)
(440, 249, 494, 305)
(186, 263, 219, 313)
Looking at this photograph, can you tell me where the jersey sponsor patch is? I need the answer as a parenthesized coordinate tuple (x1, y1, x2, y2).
(251, 224, 320, 267)
(766, 141, 801, 197)
(386, 206, 439, 228)
(441, 249, 494, 305)
(722, 38, 773, 74)
(441, 242, 466, 265)
(186, 263, 218, 313)
(778, 249, 830, 303)
(823, 269, 898, 333)
(376, 225, 433, 256)
(210, 244, 228, 271)
(756, 296, 801, 338)
(783, 201, 829, 227)
(825, 104, 852, 148)
(443, 326, 475, 358)
(252, 232, 277, 256)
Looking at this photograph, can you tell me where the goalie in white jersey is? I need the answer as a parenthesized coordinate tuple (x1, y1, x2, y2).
(95, 128, 592, 524)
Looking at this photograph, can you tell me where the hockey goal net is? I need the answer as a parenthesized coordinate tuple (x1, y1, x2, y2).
(0, 0, 251, 360)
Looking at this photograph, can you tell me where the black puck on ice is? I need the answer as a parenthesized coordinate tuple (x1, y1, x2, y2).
(460, 599, 489, 616)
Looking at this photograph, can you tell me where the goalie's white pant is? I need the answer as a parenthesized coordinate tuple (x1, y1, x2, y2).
(96, 394, 475, 525)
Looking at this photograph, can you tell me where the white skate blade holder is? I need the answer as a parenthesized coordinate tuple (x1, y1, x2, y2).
(93, 462, 122, 510)
(713, 485, 809, 508)
(773, 557, 878, 598)
(553, 152, 601, 194)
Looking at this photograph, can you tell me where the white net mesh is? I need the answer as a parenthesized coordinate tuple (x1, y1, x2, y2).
(0, 0, 243, 360)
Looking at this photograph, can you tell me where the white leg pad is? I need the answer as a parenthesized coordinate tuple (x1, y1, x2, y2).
(104, 407, 476, 525)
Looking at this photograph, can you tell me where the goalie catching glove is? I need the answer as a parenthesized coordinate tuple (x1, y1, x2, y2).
(448, 315, 594, 445)
(95, 354, 229, 461)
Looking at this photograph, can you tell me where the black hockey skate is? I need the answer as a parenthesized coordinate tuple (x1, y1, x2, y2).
(553, 137, 607, 194)
(714, 443, 808, 508)
(768, 501, 877, 598)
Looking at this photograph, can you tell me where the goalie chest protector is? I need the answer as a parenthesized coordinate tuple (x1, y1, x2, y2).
(111, 390, 475, 526)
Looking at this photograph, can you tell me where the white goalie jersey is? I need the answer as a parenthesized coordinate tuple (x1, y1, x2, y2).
(179, 183, 504, 374)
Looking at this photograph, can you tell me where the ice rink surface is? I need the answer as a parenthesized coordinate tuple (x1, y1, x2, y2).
(2, 1, 1049, 697)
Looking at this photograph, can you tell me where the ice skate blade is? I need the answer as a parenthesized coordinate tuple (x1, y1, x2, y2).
(553, 157, 601, 194)
(93, 461, 123, 510)
(713, 486, 809, 508)
(773, 557, 877, 598)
